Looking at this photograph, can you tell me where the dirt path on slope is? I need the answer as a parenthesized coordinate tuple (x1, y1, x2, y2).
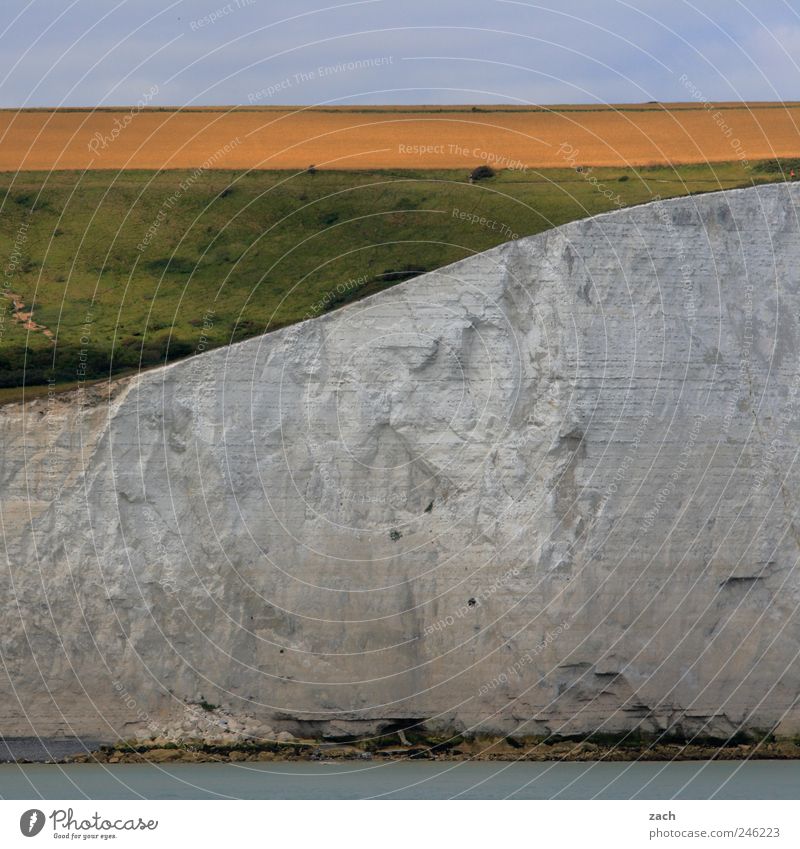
(4, 291, 55, 341)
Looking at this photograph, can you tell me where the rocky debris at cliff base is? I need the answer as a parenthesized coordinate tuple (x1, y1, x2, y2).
(60, 737, 800, 765)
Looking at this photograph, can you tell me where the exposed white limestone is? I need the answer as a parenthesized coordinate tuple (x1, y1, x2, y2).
(2, 184, 800, 743)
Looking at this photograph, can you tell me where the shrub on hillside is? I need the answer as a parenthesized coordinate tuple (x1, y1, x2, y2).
(752, 159, 800, 175)
(470, 165, 495, 181)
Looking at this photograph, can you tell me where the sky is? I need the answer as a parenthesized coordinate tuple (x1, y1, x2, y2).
(1, 0, 799, 107)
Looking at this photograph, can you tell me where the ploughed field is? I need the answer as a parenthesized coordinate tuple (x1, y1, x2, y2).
(0, 160, 793, 401)
(2, 103, 800, 171)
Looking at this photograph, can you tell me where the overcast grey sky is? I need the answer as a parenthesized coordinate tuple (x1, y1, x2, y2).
(1, 0, 798, 107)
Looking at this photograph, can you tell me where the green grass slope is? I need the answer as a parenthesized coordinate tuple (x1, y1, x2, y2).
(0, 161, 787, 398)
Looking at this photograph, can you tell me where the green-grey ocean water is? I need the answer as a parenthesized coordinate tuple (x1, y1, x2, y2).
(1, 761, 798, 800)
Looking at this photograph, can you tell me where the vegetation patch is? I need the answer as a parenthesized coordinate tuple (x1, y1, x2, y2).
(0, 161, 776, 401)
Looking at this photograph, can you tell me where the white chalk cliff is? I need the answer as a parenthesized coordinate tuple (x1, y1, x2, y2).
(2, 183, 800, 743)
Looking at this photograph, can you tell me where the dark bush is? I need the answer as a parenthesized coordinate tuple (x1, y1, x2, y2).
(145, 256, 196, 275)
(470, 165, 495, 181)
(0, 332, 201, 388)
(0, 343, 116, 388)
(377, 265, 427, 282)
(230, 318, 263, 341)
(752, 159, 800, 175)
(113, 332, 195, 371)
(163, 337, 194, 359)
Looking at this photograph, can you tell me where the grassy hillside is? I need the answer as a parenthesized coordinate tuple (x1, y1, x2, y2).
(0, 161, 787, 397)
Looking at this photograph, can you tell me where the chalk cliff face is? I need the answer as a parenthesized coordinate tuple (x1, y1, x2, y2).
(3, 183, 800, 743)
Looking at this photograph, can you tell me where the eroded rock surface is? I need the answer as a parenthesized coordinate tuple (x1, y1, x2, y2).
(2, 184, 800, 743)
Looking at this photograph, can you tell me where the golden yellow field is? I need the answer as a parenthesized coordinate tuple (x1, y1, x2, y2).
(1, 103, 799, 171)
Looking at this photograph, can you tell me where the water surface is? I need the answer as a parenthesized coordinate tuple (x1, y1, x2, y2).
(1, 760, 798, 800)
